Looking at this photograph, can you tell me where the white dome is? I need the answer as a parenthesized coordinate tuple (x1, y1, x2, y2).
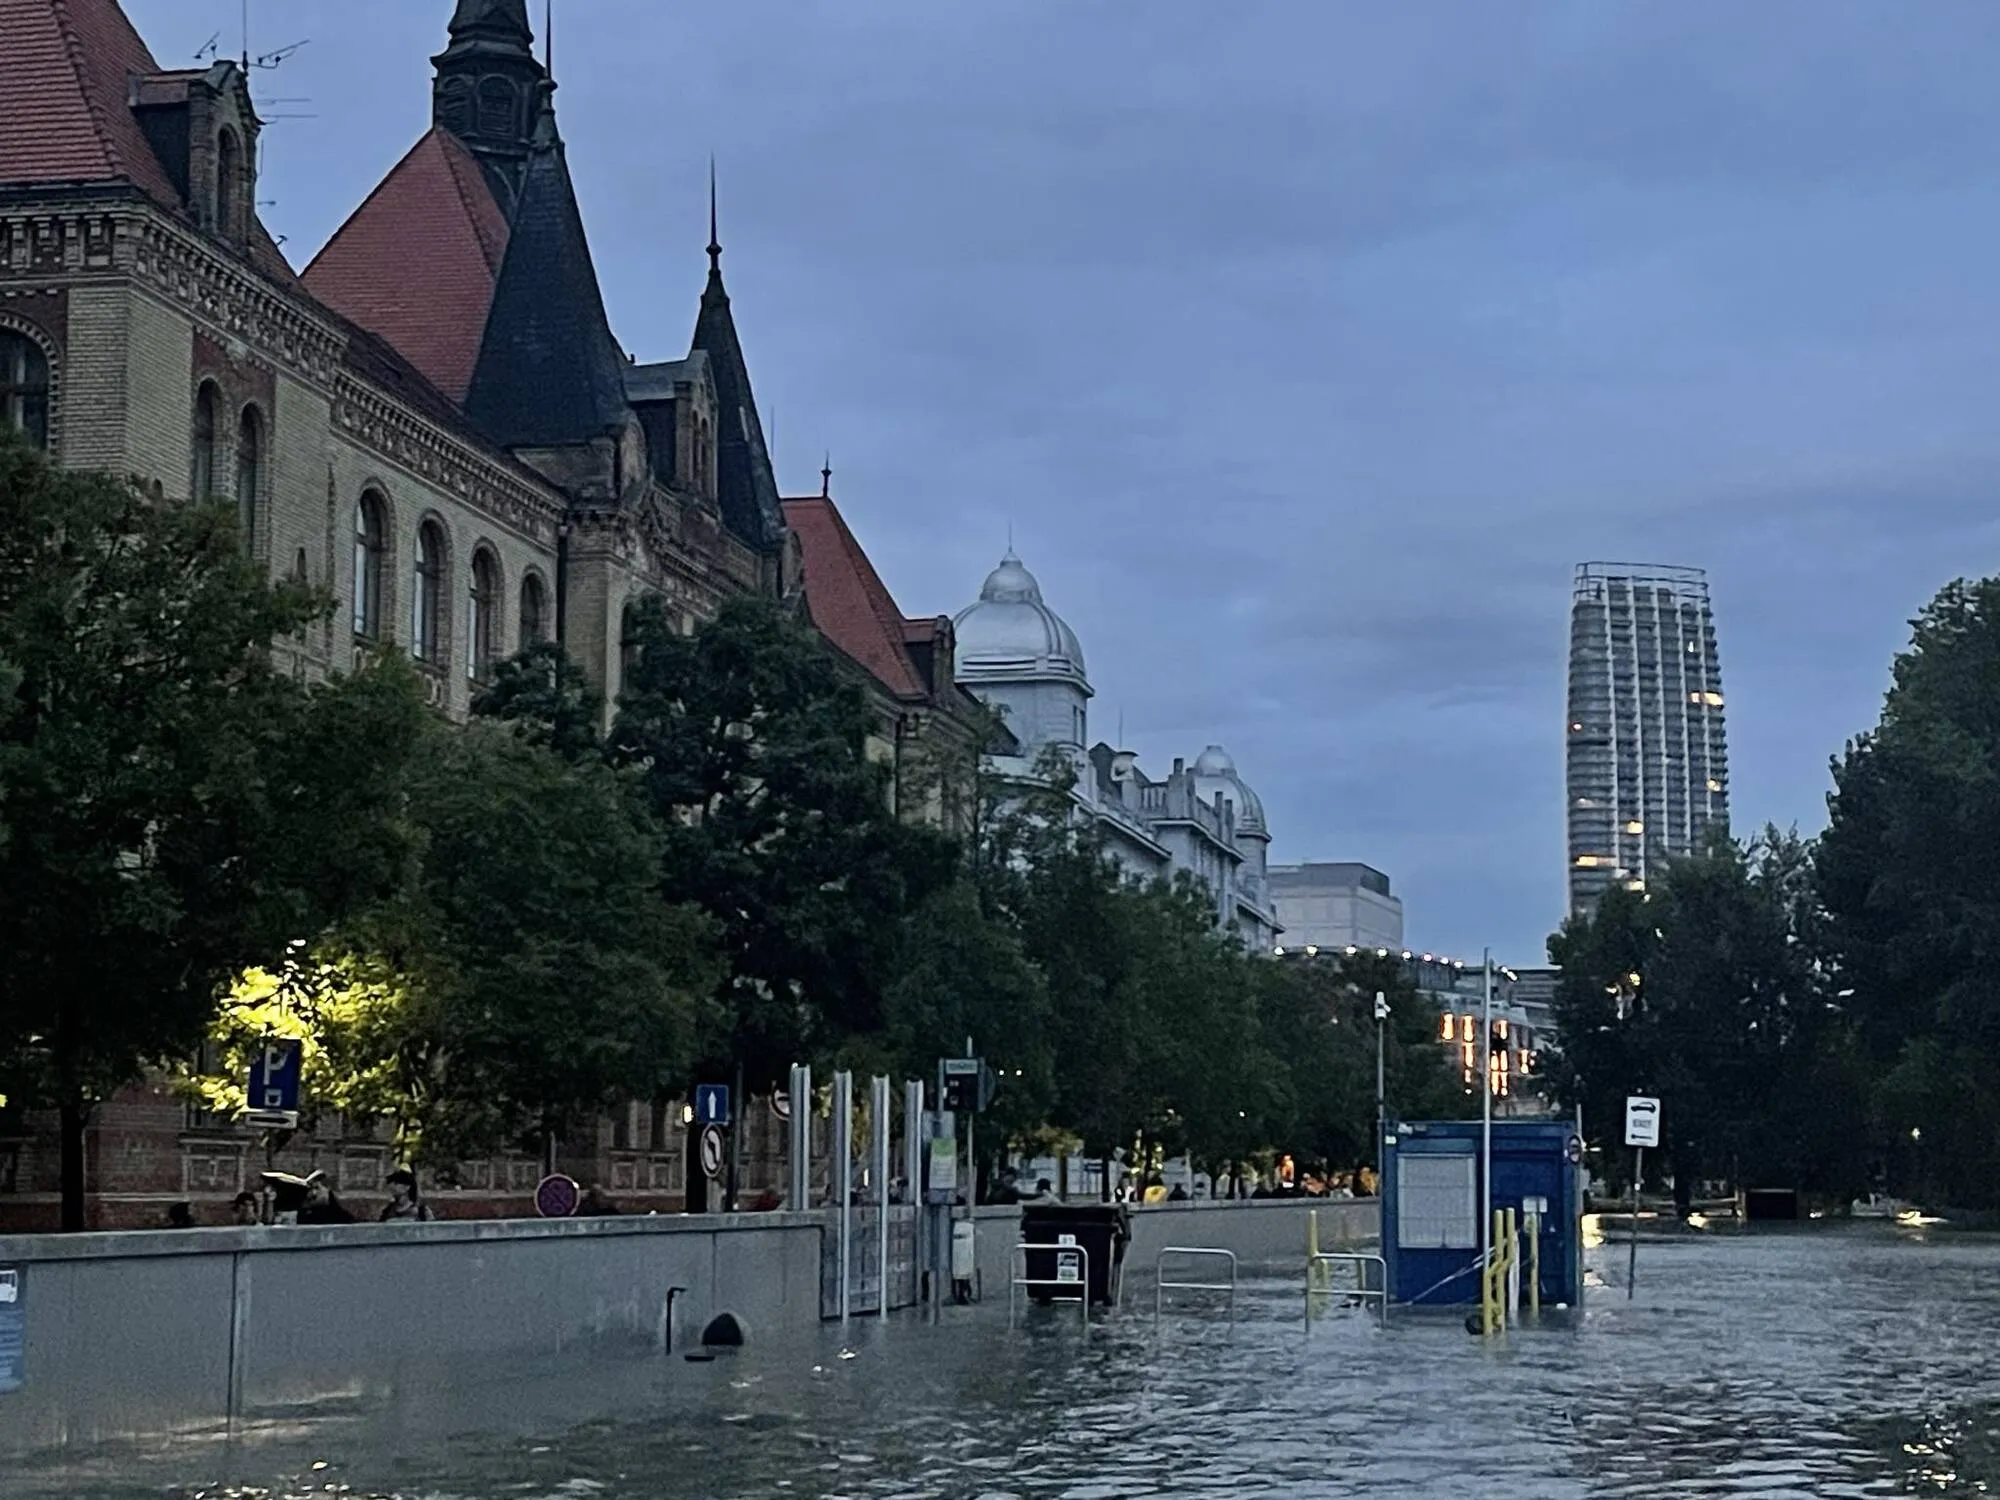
(1191, 744, 1267, 838)
(953, 551, 1088, 683)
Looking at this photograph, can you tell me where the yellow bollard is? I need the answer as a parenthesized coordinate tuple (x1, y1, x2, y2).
(1527, 1209, 1541, 1318)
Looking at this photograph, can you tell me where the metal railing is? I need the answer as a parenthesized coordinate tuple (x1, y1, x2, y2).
(1305, 1251, 1388, 1327)
(1155, 1246, 1237, 1318)
(1009, 1241, 1091, 1328)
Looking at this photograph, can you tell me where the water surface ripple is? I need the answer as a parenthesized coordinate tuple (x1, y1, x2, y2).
(16, 1226, 2000, 1499)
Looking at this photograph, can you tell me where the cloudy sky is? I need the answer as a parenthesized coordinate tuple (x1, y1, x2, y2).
(129, 0, 2000, 963)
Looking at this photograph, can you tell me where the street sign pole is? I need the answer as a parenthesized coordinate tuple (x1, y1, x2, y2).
(724, 1062, 744, 1213)
(1629, 1145, 1642, 1300)
(1622, 1095, 1660, 1299)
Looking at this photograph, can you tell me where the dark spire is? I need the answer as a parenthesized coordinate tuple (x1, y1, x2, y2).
(691, 172, 786, 552)
(438, 0, 532, 58)
(464, 87, 628, 451)
(433, 0, 545, 202)
(821, 452, 832, 499)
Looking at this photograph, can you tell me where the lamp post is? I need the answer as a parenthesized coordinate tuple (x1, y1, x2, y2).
(1374, 990, 1389, 1190)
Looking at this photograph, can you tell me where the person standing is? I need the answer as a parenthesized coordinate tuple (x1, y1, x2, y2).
(380, 1168, 434, 1222)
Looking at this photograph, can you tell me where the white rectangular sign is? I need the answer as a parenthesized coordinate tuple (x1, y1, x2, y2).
(1624, 1095, 1661, 1149)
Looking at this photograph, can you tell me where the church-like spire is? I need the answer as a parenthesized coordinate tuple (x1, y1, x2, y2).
(691, 164, 784, 552)
(445, 0, 533, 49)
(464, 77, 628, 452)
(432, 0, 546, 201)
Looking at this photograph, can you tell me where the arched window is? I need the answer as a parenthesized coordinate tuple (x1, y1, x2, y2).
(467, 548, 498, 682)
(520, 572, 547, 645)
(216, 127, 243, 242)
(439, 76, 473, 135)
(353, 491, 386, 638)
(0, 331, 50, 450)
(476, 76, 517, 138)
(191, 382, 219, 499)
(234, 405, 263, 550)
(620, 601, 641, 686)
(412, 518, 446, 664)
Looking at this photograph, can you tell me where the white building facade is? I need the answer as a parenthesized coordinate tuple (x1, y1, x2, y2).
(1267, 862, 1404, 953)
(952, 552, 1281, 951)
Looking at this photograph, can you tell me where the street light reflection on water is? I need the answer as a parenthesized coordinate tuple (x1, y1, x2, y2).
(19, 1226, 2000, 1499)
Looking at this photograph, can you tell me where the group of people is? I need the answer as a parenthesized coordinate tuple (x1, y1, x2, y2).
(162, 1167, 435, 1228)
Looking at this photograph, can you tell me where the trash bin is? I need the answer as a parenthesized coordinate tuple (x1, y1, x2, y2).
(1018, 1202, 1131, 1307)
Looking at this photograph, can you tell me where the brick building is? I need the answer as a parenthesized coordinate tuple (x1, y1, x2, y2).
(0, 0, 979, 1227)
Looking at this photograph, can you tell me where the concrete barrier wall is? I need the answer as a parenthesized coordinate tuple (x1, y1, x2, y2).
(0, 1212, 824, 1459)
(0, 1199, 1379, 1459)
(970, 1196, 1378, 1298)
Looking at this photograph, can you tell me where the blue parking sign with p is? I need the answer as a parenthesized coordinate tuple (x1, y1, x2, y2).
(248, 1038, 302, 1112)
(694, 1083, 730, 1127)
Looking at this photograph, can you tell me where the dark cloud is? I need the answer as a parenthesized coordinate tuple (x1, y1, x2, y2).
(126, 0, 2000, 959)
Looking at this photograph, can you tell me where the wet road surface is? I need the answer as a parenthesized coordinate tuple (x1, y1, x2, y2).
(13, 1224, 2000, 1499)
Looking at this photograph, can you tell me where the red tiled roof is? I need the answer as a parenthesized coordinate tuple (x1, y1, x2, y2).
(0, 0, 299, 286)
(781, 496, 930, 699)
(0, 0, 181, 202)
(303, 127, 510, 401)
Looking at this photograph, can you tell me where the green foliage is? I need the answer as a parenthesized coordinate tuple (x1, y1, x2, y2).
(606, 595, 957, 1088)
(184, 722, 719, 1167)
(1817, 576, 2000, 1208)
(1549, 828, 1866, 1203)
(470, 638, 602, 763)
(0, 437, 333, 1223)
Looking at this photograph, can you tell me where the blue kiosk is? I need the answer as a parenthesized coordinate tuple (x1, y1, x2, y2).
(1380, 1116, 1586, 1309)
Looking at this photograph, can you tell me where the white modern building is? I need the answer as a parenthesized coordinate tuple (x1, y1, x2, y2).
(1266, 861, 1404, 953)
(1566, 562, 1729, 914)
(952, 551, 1281, 950)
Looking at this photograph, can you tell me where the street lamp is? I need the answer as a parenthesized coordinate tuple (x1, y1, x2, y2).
(1374, 990, 1390, 1188)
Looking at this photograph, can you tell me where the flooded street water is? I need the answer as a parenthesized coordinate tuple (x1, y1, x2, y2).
(16, 1225, 2000, 1499)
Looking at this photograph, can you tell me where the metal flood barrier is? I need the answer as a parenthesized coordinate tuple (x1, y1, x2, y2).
(1305, 1251, 1388, 1327)
(1154, 1246, 1237, 1318)
(1010, 1242, 1090, 1328)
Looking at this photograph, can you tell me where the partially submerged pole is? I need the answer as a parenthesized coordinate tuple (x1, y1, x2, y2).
(1480, 948, 1493, 1334)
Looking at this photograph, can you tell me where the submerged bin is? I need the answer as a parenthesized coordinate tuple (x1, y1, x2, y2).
(1018, 1202, 1131, 1307)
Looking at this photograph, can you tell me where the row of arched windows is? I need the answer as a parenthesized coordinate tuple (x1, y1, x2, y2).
(352, 489, 547, 683)
(192, 381, 261, 548)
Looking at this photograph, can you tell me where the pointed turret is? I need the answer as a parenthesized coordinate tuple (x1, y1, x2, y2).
(691, 173, 787, 553)
(431, 0, 545, 202)
(463, 86, 629, 451)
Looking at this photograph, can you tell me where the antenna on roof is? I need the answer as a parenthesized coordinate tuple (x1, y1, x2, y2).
(251, 41, 308, 70)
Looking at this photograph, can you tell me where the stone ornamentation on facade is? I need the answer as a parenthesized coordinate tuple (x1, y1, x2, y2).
(952, 550, 1282, 949)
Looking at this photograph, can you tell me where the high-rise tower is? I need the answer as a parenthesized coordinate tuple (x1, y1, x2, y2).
(1565, 563, 1729, 914)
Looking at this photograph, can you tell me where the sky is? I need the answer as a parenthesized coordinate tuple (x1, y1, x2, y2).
(126, 0, 2000, 965)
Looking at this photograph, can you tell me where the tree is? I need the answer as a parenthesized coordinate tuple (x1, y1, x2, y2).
(1548, 831, 1855, 1207)
(187, 721, 719, 1167)
(1818, 576, 2000, 1208)
(471, 638, 602, 763)
(606, 596, 956, 1088)
(876, 877, 1054, 1171)
(0, 437, 327, 1229)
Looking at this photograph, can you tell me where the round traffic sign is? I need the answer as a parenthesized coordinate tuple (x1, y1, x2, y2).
(771, 1089, 792, 1121)
(535, 1173, 580, 1218)
(699, 1123, 725, 1179)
